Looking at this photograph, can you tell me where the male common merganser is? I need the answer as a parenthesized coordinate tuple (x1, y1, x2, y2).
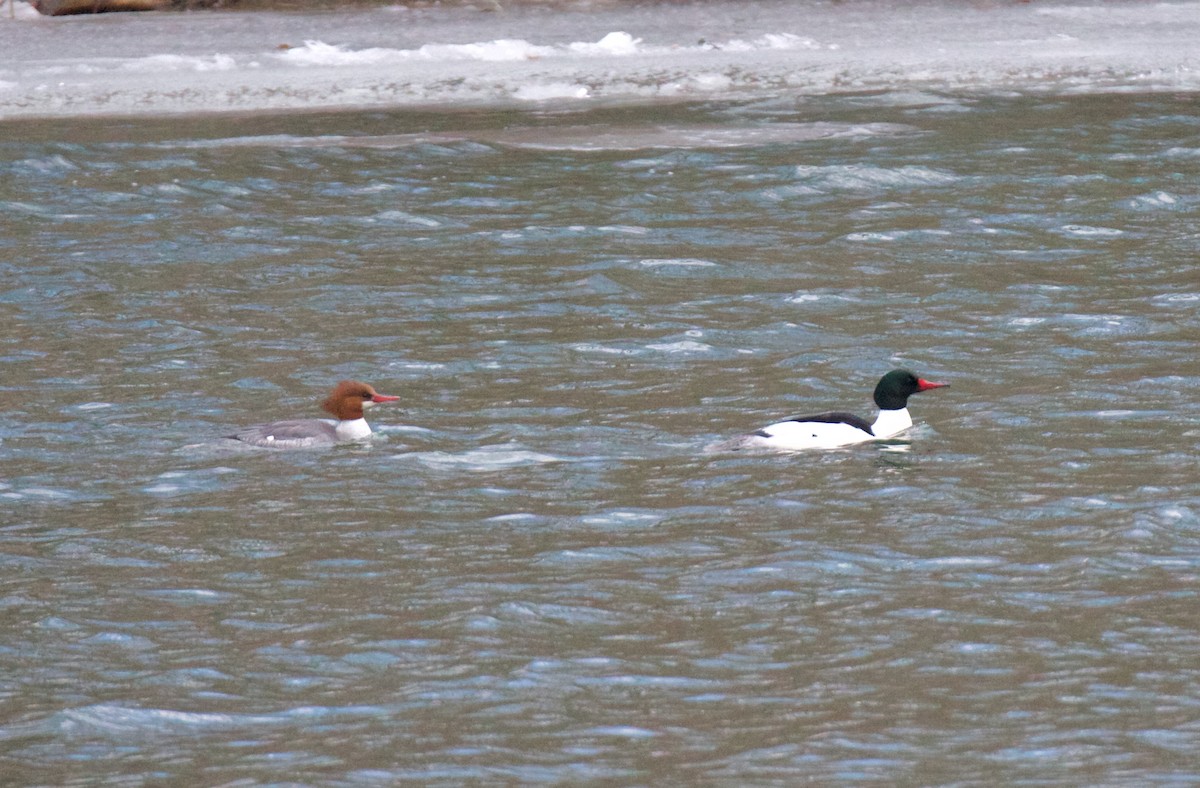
(227, 380, 400, 449)
(719, 369, 948, 452)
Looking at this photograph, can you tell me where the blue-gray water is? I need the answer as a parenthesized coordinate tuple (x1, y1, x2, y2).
(3, 90, 1200, 783)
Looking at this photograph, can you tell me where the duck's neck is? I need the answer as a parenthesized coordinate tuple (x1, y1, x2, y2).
(334, 417, 372, 441)
(871, 408, 912, 439)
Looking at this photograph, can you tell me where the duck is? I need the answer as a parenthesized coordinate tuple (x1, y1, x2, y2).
(719, 369, 948, 451)
(226, 380, 400, 449)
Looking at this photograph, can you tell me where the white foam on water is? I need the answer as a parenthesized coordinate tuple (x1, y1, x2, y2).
(645, 340, 713, 354)
(1057, 224, 1125, 237)
(404, 444, 565, 471)
(639, 258, 718, 268)
(795, 164, 963, 192)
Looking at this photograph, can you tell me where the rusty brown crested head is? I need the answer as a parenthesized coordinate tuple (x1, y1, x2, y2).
(321, 380, 400, 421)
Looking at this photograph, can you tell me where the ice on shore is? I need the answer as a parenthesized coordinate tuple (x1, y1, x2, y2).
(1, 0, 1198, 119)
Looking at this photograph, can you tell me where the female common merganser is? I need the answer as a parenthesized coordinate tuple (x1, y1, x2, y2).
(719, 369, 948, 452)
(227, 380, 400, 449)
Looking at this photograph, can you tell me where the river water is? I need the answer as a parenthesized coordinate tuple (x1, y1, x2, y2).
(3, 1, 1200, 783)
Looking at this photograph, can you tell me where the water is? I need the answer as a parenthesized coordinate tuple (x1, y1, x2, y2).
(4, 1, 1200, 783)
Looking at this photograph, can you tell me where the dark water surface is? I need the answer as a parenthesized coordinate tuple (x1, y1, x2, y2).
(3, 93, 1200, 783)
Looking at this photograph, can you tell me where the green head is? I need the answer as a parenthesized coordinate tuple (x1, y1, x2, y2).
(873, 369, 948, 410)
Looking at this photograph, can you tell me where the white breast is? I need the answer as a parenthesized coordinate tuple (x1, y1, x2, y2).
(334, 417, 373, 441)
(870, 408, 913, 439)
